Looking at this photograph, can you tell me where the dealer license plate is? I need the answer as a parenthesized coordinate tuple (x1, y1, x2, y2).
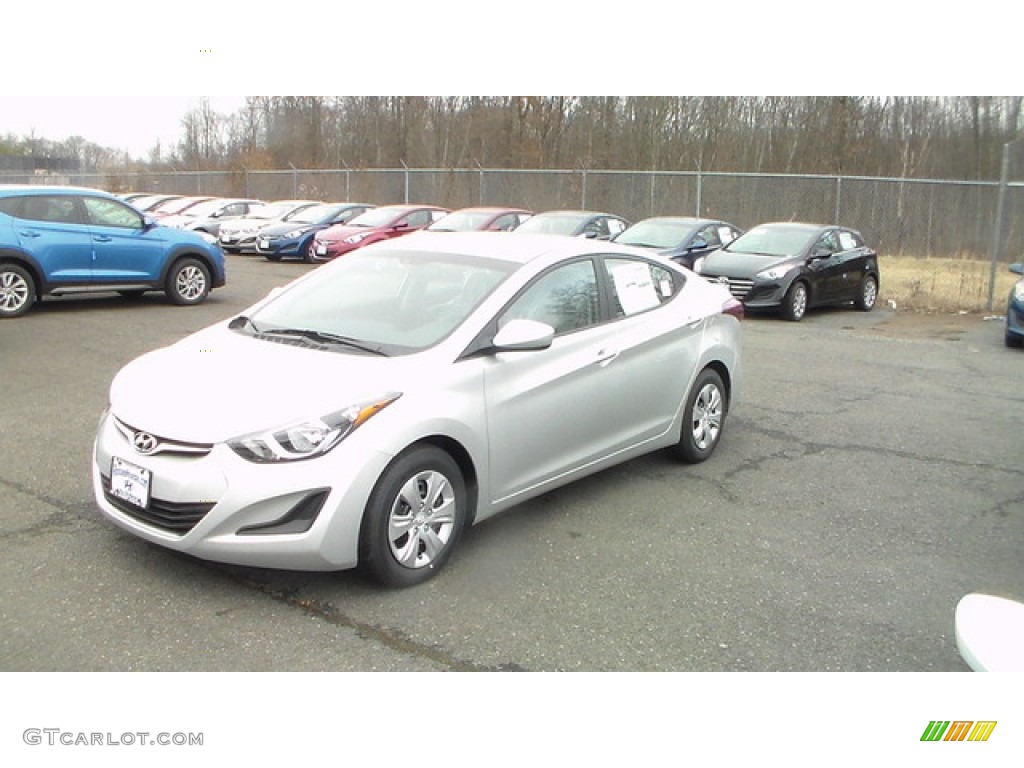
(110, 457, 151, 509)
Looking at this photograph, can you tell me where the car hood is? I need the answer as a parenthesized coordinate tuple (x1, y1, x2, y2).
(219, 218, 273, 233)
(702, 250, 797, 278)
(315, 224, 382, 241)
(259, 222, 320, 237)
(109, 324, 412, 444)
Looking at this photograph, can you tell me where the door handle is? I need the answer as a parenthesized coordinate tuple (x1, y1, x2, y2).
(18, 231, 41, 238)
(595, 348, 619, 366)
(93, 235, 112, 243)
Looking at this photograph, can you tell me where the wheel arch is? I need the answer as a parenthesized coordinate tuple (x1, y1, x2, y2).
(702, 359, 733, 409)
(409, 435, 480, 527)
(159, 248, 218, 285)
(0, 250, 44, 298)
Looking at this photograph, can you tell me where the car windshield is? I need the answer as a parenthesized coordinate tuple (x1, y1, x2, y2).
(428, 210, 493, 231)
(616, 220, 696, 249)
(725, 226, 817, 257)
(183, 199, 232, 217)
(287, 204, 344, 225)
(245, 248, 516, 354)
(250, 203, 294, 220)
(515, 213, 586, 236)
(157, 197, 207, 214)
(346, 207, 408, 228)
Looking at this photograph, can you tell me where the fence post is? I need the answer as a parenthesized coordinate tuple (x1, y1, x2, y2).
(835, 176, 842, 224)
(987, 141, 1012, 310)
(401, 160, 409, 203)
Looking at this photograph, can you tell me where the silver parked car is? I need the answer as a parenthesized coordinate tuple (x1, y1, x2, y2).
(92, 232, 743, 586)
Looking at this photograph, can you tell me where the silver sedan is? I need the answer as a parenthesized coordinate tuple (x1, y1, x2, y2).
(92, 232, 743, 587)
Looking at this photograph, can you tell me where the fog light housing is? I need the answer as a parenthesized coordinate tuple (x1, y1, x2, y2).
(237, 490, 329, 535)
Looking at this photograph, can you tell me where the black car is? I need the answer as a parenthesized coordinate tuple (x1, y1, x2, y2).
(512, 210, 629, 240)
(613, 216, 744, 269)
(694, 222, 880, 321)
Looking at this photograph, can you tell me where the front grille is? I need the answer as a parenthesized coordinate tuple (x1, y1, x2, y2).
(102, 475, 215, 535)
(706, 275, 754, 300)
(112, 418, 213, 458)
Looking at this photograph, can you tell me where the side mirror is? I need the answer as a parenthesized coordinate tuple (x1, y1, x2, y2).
(688, 238, 709, 251)
(492, 319, 555, 352)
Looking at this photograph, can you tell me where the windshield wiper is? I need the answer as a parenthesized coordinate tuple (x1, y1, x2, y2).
(229, 315, 261, 333)
(260, 327, 389, 356)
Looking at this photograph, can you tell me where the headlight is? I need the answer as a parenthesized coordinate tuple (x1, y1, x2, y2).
(229, 394, 401, 463)
(198, 232, 217, 244)
(692, 257, 705, 274)
(283, 228, 306, 239)
(1014, 281, 1024, 303)
(343, 232, 370, 245)
(756, 264, 795, 281)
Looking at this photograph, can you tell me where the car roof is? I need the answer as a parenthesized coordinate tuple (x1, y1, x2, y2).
(631, 216, 714, 226)
(753, 221, 831, 233)
(532, 209, 613, 218)
(447, 206, 531, 214)
(0, 185, 117, 198)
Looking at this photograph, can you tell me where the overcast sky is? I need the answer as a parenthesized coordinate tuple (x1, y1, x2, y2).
(0, 96, 248, 159)
(0, 2, 1014, 161)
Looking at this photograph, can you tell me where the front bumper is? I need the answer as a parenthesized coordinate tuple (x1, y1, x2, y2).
(310, 240, 360, 262)
(704, 274, 786, 309)
(255, 237, 301, 256)
(91, 410, 393, 571)
(1007, 295, 1024, 340)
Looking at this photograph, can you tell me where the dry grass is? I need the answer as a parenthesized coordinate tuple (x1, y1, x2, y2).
(879, 255, 1020, 315)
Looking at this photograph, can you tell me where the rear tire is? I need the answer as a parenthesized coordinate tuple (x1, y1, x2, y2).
(855, 274, 878, 311)
(673, 368, 727, 464)
(0, 263, 36, 318)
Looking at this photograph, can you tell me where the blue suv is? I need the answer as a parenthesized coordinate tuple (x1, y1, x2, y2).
(0, 185, 226, 318)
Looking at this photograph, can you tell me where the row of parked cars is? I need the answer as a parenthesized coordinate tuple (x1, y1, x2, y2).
(2, 186, 1018, 343)
(128, 191, 882, 323)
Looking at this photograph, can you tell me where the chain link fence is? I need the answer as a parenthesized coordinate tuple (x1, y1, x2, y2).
(4, 165, 1023, 267)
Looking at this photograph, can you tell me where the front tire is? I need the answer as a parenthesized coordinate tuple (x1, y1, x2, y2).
(166, 257, 210, 305)
(0, 263, 36, 318)
(781, 281, 808, 321)
(359, 446, 467, 587)
(673, 368, 727, 464)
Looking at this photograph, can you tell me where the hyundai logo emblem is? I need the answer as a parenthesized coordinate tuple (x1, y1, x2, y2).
(133, 431, 158, 455)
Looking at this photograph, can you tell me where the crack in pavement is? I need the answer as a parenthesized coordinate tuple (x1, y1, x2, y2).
(210, 566, 528, 672)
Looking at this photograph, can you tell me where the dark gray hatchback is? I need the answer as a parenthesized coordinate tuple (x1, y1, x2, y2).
(693, 221, 880, 321)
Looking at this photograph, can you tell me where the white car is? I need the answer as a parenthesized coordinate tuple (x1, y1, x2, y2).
(93, 232, 743, 586)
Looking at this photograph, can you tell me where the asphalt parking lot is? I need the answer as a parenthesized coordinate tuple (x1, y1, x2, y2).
(1, 253, 1022, 672)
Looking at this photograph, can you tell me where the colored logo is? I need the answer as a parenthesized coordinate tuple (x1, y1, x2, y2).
(921, 721, 997, 742)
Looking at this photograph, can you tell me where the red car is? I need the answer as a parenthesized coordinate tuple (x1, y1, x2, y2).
(310, 204, 449, 261)
(425, 206, 533, 232)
